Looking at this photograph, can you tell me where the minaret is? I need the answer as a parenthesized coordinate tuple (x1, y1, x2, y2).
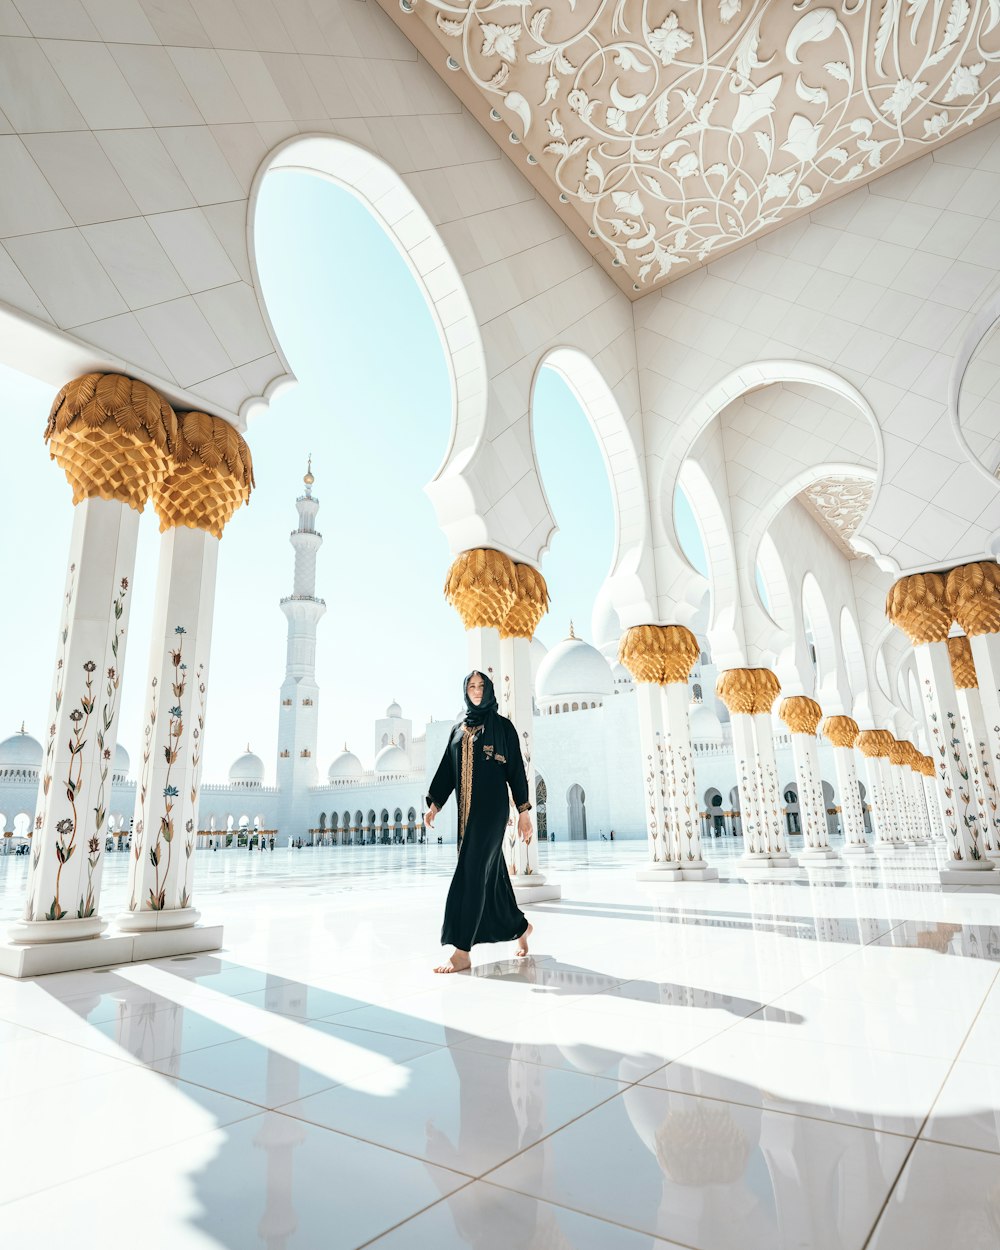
(276, 458, 325, 842)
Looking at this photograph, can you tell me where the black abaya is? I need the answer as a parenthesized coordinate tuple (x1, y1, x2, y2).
(427, 712, 531, 950)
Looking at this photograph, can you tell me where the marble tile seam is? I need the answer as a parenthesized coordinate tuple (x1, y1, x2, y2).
(859, 965, 1000, 1247)
(356, 1178, 691, 1250)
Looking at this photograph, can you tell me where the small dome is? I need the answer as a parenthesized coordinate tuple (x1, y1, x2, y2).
(536, 626, 614, 708)
(386, 699, 402, 719)
(374, 743, 410, 774)
(690, 702, 723, 738)
(229, 747, 264, 784)
(611, 662, 633, 686)
(0, 726, 42, 768)
(113, 743, 130, 777)
(328, 747, 363, 781)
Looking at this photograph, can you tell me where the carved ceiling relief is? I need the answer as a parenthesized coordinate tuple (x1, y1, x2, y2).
(800, 476, 875, 556)
(392, 1, 1000, 293)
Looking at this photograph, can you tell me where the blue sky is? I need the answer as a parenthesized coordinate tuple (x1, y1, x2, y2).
(1, 171, 669, 782)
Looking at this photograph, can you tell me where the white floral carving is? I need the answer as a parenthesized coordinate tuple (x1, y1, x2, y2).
(404, 0, 1000, 291)
(800, 477, 875, 554)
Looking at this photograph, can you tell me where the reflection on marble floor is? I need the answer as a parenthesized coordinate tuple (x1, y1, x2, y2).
(2, 840, 1000, 1249)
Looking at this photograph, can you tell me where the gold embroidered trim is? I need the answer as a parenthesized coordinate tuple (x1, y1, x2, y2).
(459, 725, 478, 841)
(495, 753, 507, 764)
(517, 801, 532, 814)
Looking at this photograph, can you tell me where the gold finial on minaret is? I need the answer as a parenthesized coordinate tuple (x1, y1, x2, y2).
(303, 454, 314, 493)
(568, 620, 576, 639)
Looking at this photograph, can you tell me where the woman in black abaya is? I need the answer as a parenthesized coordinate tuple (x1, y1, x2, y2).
(424, 670, 534, 974)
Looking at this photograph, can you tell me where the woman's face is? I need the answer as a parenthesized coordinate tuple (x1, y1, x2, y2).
(467, 673, 485, 705)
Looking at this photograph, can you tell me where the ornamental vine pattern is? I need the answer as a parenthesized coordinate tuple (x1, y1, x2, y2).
(180, 663, 207, 909)
(147, 627, 188, 911)
(80, 577, 128, 919)
(405, 1, 1000, 290)
(46, 658, 99, 921)
(129, 674, 158, 912)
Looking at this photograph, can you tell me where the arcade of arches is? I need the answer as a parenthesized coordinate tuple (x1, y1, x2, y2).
(3, 5, 1000, 1246)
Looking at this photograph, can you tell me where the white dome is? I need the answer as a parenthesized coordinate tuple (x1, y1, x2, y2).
(690, 702, 723, 739)
(374, 743, 410, 774)
(536, 629, 614, 707)
(0, 727, 42, 768)
(328, 748, 363, 781)
(386, 700, 402, 718)
(113, 743, 130, 777)
(229, 749, 264, 784)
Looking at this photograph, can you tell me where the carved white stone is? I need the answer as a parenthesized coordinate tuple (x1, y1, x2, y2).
(386, 0, 1000, 292)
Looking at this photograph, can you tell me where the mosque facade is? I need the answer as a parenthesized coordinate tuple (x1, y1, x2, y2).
(0, 469, 872, 855)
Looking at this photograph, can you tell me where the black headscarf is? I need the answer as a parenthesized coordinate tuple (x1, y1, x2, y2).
(463, 670, 498, 727)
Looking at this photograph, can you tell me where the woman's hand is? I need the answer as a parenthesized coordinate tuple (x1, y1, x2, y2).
(518, 811, 533, 844)
(424, 804, 438, 831)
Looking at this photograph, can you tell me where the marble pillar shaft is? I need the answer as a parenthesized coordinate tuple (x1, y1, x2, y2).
(915, 640, 992, 868)
(662, 681, 706, 868)
(730, 713, 766, 858)
(864, 755, 902, 846)
(789, 731, 831, 852)
(16, 497, 139, 939)
(831, 746, 869, 850)
(499, 633, 544, 881)
(753, 713, 789, 858)
(970, 632, 1000, 788)
(636, 682, 677, 866)
(956, 684, 1000, 854)
(122, 526, 219, 926)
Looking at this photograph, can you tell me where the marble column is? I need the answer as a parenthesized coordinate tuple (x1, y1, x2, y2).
(887, 738, 927, 846)
(662, 677, 717, 880)
(717, 668, 795, 870)
(10, 374, 176, 946)
(947, 563, 1000, 801)
(778, 697, 837, 861)
(887, 572, 995, 883)
(948, 636, 1000, 857)
(119, 410, 252, 930)
(620, 624, 717, 882)
(632, 680, 680, 877)
(120, 410, 252, 931)
(906, 747, 933, 841)
(854, 730, 907, 854)
(498, 562, 560, 901)
(820, 716, 870, 856)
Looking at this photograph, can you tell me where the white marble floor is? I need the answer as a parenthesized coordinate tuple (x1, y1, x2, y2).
(2, 839, 1000, 1249)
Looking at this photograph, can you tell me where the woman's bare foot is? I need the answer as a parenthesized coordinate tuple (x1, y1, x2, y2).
(515, 922, 533, 958)
(434, 950, 471, 974)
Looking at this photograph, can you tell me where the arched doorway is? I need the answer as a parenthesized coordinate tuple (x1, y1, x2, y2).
(535, 774, 548, 840)
(567, 784, 587, 840)
(783, 785, 800, 836)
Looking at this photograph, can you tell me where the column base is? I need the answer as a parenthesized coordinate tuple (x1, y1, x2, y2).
(985, 849, 1000, 860)
(636, 862, 684, 882)
(939, 862, 999, 889)
(8, 916, 107, 944)
(735, 855, 800, 874)
(512, 881, 562, 905)
(841, 843, 874, 857)
(0, 922, 223, 978)
(681, 862, 719, 882)
(116, 907, 201, 933)
(768, 854, 800, 868)
(799, 848, 840, 861)
(874, 842, 910, 855)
